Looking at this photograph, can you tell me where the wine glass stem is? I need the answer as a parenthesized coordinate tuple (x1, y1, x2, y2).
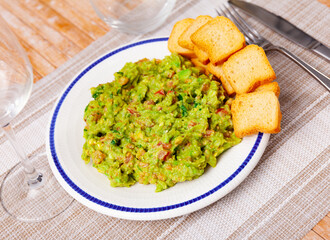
(2, 123, 41, 184)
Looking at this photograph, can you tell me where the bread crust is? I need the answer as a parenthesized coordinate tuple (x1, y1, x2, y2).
(254, 82, 280, 97)
(231, 91, 281, 138)
(223, 45, 276, 94)
(207, 63, 235, 95)
(193, 45, 209, 64)
(168, 18, 196, 58)
(191, 16, 245, 64)
(178, 15, 212, 50)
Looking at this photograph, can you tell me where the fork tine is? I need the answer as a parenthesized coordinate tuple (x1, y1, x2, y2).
(216, 6, 229, 19)
(217, 5, 242, 31)
(221, 5, 255, 41)
(215, 8, 222, 17)
(218, 5, 254, 44)
(227, 4, 261, 39)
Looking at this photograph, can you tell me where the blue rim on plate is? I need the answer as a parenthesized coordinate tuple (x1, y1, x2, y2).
(49, 37, 263, 213)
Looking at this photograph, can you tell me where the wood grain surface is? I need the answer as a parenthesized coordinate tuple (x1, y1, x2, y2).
(0, 0, 328, 238)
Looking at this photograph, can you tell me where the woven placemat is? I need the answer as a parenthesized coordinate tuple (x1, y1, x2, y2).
(0, 0, 329, 239)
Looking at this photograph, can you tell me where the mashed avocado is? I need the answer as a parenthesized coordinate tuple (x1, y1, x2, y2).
(82, 53, 241, 192)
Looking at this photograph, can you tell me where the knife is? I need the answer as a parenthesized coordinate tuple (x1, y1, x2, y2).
(229, 0, 330, 61)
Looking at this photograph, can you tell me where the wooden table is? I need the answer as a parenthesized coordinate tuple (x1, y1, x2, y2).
(0, 0, 328, 239)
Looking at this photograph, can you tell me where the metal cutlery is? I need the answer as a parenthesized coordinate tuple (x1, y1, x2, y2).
(228, 0, 330, 61)
(216, 4, 330, 91)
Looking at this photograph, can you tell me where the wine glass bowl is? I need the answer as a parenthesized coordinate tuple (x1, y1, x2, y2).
(0, 20, 32, 127)
(90, 0, 176, 34)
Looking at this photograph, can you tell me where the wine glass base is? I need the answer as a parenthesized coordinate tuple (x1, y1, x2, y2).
(0, 153, 74, 222)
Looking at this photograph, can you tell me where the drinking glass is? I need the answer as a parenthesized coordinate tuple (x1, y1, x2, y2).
(90, 0, 176, 34)
(0, 15, 73, 222)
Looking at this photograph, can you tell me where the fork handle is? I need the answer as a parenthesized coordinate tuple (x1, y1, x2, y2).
(267, 46, 330, 91)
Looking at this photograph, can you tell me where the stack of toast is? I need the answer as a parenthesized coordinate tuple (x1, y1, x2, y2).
(168, 16, 282, 138)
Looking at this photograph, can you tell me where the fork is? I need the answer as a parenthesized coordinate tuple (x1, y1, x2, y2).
(217, 4, 330, 91)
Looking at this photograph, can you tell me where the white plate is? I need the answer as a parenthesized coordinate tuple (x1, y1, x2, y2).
(46, 37, 269, 221)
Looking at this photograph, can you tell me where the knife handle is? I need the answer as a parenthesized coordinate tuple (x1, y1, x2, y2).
(269, 46, 330, 91)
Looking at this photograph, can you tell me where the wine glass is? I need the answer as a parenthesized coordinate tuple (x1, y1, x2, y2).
(90, 0, 176, 34)
(0, 15, 73, 222)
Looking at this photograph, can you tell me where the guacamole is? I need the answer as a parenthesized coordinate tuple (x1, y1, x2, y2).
(82, 53, 241, 192)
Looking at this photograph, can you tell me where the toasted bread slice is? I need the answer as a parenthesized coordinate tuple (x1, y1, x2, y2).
(193, 46, 209, 64)
(191, 16, 245, 64)
(168, 18, 196, 58)
(255, 82, 280, 97)
(178, 15, 213, 50)
(231, 91, 281, 138)
(223, 45, 276, 94)
(207, 63, 235, 95)
(191, 58, 209, 74)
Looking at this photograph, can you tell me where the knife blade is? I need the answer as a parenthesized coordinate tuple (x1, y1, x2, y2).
(229, 0, 330, 61)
